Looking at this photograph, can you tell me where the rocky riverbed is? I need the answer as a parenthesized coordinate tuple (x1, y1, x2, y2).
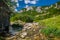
(5, 22, 46, 40)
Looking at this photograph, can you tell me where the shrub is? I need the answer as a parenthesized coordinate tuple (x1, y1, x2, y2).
(54, 29, 60, 37)
(19, 15, 34, 22)
(40, 27, 60, 37)
(10, 14, 34, 22)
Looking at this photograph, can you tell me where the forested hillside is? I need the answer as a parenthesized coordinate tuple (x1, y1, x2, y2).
(0, 1, 60, 40)
(9, 2, 60, 40)
(10, 2, 60, 22)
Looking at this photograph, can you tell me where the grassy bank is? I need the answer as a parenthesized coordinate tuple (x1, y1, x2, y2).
(39, 15, 60, 29)
(38, 15, 60, 39)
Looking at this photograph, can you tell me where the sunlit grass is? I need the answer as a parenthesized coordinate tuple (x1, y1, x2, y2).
(39, 15, 60, 38)
(39, 15, 60, 29)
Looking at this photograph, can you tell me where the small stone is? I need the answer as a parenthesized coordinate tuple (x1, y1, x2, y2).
(20, 32, 27, 38)
(27, 27, 31, 29)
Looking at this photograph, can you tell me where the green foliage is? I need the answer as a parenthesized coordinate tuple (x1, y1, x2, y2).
(3, 0, 17, 12)
(10, 13, 34, 22)
(10, 6, 60, 23)
(39, 15, 60, 28)
(34, 7, 60, 21)
(54, 29, 60, 37)
(19, 15, 34, 22)
(41, 27, 57, 36)
(39, 15, 60, 38)
(41, 27, 60, 37)
(10, 2, 60, 39)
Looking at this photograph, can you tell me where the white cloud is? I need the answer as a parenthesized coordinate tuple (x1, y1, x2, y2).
(30, 1, 36, 4)
(15, 9, 18, 11)
(16, 3, 19, 7)
(24, 0, 30, 4)
(25, 5, 29, 8)
(24, 0, 37, 4)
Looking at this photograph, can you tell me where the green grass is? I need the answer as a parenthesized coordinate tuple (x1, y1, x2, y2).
(38, 15, 60, 38)
(39, 15, 60, 29)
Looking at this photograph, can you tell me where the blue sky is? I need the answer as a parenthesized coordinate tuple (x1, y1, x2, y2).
(11, 0, 60, 11)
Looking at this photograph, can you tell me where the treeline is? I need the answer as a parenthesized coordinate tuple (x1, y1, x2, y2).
(10, 3, 60, 22)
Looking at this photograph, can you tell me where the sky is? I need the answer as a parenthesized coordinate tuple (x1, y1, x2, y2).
(11, 0, 60, 11)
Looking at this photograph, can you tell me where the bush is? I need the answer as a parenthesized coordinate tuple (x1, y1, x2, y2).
(10, 14, 34, 22)
(41, 27, 60, 37)
(54, 29, 60, 37)
(10, 14, 19, 22)
(19, 15, 34, 22)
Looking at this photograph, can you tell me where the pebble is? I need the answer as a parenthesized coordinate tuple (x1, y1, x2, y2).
(20, 32, 27, 38)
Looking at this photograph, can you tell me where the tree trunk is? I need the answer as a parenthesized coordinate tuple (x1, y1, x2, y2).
(0, 1, 11, 35)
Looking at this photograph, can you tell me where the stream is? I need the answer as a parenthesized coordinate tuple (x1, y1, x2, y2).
(9, 25, 23, 35)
